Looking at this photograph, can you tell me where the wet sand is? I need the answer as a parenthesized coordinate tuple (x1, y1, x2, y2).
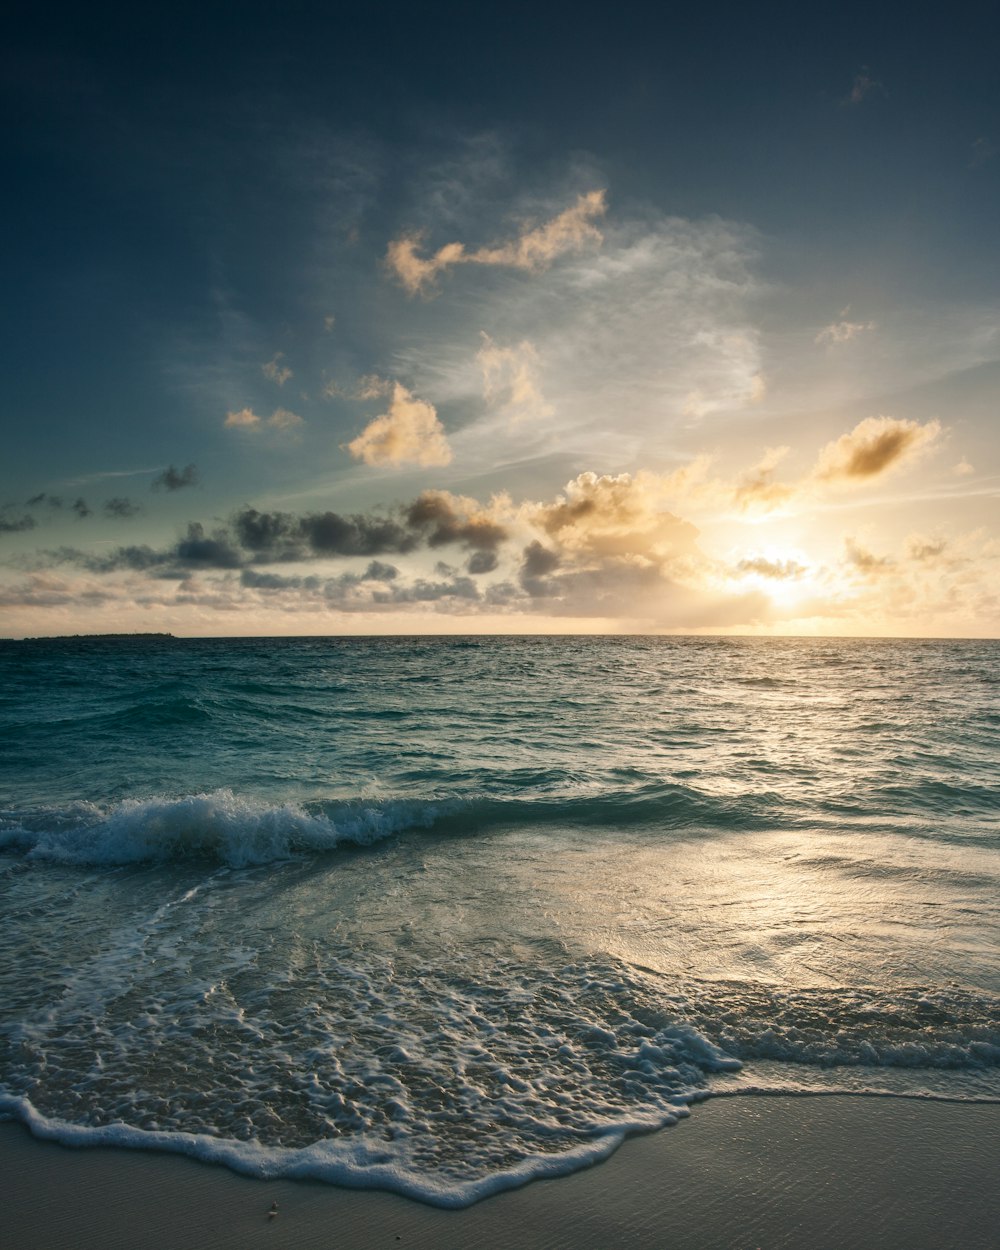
(3, 1096, 998, 1249)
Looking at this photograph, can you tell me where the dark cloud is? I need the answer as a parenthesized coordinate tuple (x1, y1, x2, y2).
(0, 512, 36, 534)
(301, 510, 417, 556)
(405, 491, 508, 550)
(519, 540, 560, 597)
(240, 561, 398, 593)
(374, 576, 480, 604)
(152, 463, 200, 491)
(175, 523, 243, 568)
(18, 492, 509, 578)
(240, 569, 312, 590)
(72, 498, 91, 518)
(27, 493, 63, 509)
(467, 550, 499, 575)
(104, 497, 141, 518)
(44, 544, 174, 574)
(232, 508, 302, 558)
(233, 507, 418, 561)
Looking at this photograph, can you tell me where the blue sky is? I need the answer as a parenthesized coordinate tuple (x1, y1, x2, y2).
(2, 1, 998, 636)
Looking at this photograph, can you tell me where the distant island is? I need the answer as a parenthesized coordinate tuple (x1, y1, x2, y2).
(14, 633, 177, 642)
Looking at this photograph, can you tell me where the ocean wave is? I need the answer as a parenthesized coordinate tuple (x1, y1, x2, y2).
(0, 782, 806, 867)
(0, 791, 441, 867)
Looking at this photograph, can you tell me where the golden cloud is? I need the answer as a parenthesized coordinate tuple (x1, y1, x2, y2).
(529, 471, 699, 561)
(386, 191, 607, 295)
(345, 383, 452, 468)
(813, 416, 941, 483)
(224, 407, 261, 428)
(224, 407, 304, 433)
(732, 446, 795, 513)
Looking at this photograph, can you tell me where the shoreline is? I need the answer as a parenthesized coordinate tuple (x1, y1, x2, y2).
(5, 1095, 999, 1249)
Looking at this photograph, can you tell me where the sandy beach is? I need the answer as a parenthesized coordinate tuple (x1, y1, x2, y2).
(4, 1096, 998, 1250)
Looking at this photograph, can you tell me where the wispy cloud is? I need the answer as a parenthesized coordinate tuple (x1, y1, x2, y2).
(354, 374, 393, 400)
(262, 353, 293, 385)
(224, 407, 304, 433)
(386, 190, 607, 294)
(477, 334, 554, 425)
(345, 384, 452, 467)
(843, 67, 884, 106)
(815, 312, 876, 346)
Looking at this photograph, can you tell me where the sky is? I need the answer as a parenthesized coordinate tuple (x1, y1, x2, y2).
(2, 0, 998, 638)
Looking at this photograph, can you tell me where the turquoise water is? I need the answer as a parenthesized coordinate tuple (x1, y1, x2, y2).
(1, 635, 998, 1204)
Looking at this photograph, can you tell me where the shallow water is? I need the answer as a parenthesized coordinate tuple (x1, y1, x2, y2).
(1, 635, 997, 1204)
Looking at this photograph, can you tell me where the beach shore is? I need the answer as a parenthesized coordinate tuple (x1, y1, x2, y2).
(4, 1096, 997, 1249)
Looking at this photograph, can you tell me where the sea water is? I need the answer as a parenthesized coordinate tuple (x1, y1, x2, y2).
(0, 635, 997, 1205)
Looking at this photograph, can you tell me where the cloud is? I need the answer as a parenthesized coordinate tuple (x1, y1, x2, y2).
(354, 374, 393, 400)
(815, 316, 876, 346)
(732, 447, 795, 513)
(240, 560, 399, 597)
(952, 459, 974, 476)
(736, 556, 806, 579)
(72, 498, 91, 518)
(813, 416, 942, 483)
(262, 353, 292, 385)
(151, 463, 200, 491)
(0, 511, 36, 534)
(268, 407, 304, 432)
(906, 535, 948, 562)
(104, 497, 141, 518)
(844, 537, 893, 576)
(374, 576, 481, 604)
(386, 190, 606, 294)
(519, 540, 561, 597)
(26, 493, 63, 509)
(224, 407, 304, 433)
(530, 471, 699, 561)
(477, 334, 554, 425)
(234, 506, 419, 561)
(467, 550, 499, 575)
(843, 68, 884, 106)
(225, 407, 261, 428)
(345, 383, 452, 467)
(404, 490, 508, 550)
(174, 523, 244, 568)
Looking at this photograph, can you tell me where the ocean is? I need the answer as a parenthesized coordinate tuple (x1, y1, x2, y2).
(0, 634, 997, 1206)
